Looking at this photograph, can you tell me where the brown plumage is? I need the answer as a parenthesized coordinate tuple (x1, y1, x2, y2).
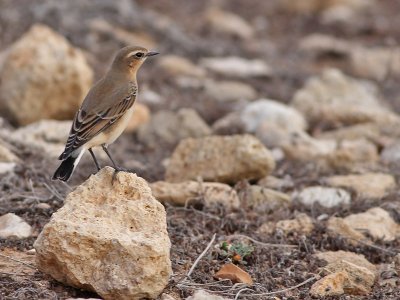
(53, 46, 158, 181)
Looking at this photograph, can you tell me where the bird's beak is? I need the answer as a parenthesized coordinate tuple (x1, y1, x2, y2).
(146, 51, 159, 57)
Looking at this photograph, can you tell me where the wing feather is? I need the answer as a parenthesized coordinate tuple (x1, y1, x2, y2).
(59, 84, 137, 160)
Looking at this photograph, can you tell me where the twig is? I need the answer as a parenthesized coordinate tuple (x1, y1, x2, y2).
(186, 233, 216, 278)
(226, 234, 296, 248)
(233, 274, 319, 298)
(0, 253, 37, 270)
(0, 271, 32, 277)
(42, 182, 64, 201)
(346, 237, 398, 255)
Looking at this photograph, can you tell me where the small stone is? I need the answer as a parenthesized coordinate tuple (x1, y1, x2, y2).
(214, 263, 253, 285)
(294, 186, 351, 208)
(160, 294, 177, 300)
(245, 185, 291, 213)
(316, 123, 381, 142)
(326, 261, 375, 294)
(311, 250, 377, 296)
(276, 213, 314, 234)
(342, 207, 400, 242)
(124, 103, 150, 133)
(0, 213, 32, 239)
(0, 141, 19, 162)
(299, 34, 351, 57)
(327, 217, 367, 243)
(291, 68, 399, 127)
(241, 99, 307, 133)
(324, 173, 396, 199)
(157, 55, 206, 78)
(350, 47, 400, 81)
(137, 108, 211, 148)
(201, 57, 272, 78)
(34, 167, 172, 300)
(257, 175, 294, 190)
(8, 120, 71, 158)
(0, 24, 93, 125)
(166, 135, 275, 184)
(310, 271, 347, 297)
(36, 203, 51, 210)
(150, 181, 240, 209)
(186, 290, 229, 300)
(0, 162, 16, 174)
(315, 251, 376, 273)
(205, 8, 254, 39)
(211, 112, 246, 136)
(381, 142, 400, 165)
(204, 80, 256, 102)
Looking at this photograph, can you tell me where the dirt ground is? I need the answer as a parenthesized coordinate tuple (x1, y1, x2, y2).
(1, 0, 400, 299)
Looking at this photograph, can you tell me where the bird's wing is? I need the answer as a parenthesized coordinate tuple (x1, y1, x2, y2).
(59, 83, 137, 160)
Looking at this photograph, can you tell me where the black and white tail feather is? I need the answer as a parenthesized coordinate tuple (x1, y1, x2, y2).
(52, 149, 84, 181)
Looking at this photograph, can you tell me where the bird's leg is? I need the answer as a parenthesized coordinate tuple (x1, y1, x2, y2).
(88, 148, 101, 172)
(101, 144, 122, 183)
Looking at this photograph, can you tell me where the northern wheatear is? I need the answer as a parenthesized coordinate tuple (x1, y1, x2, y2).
(53, 46, 158, 181)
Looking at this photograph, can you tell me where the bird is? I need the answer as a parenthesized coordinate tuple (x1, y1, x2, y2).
(52, 46, 159, 181)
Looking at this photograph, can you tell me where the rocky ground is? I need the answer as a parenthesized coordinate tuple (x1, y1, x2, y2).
(1, 0, 400, 299)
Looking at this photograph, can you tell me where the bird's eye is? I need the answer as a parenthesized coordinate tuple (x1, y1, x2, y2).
(135, 52, 144, 58)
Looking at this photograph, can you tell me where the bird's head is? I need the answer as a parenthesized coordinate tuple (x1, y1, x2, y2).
(111, 46, 159, 76)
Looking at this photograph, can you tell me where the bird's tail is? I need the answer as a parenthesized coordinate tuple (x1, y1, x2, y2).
(52, 150, 84, 181)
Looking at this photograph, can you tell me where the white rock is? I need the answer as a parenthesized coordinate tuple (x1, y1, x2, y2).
(0, 213, 32, 239)
(205, 8, 254, 39)
(241, 99, 307, 133)
(0, 24, 93, 125)
(0, 162, 16, 174)
(292, 68, 399, 127)
(294, 186, 351, 208)
(34, 167, 172, 300)
(165, 135, 275, 184)
(201, 56, 272, 78)
(186, 290, 229, 300)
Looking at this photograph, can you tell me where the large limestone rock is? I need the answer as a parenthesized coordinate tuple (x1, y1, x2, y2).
(165, 135, 275, 184)
(34, 167, 172, 300)
(291, 68, 399, 127)
(0, 24, 93, 125)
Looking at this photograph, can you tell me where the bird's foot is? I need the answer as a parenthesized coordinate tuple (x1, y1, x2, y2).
(111, 167, 135, 184)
